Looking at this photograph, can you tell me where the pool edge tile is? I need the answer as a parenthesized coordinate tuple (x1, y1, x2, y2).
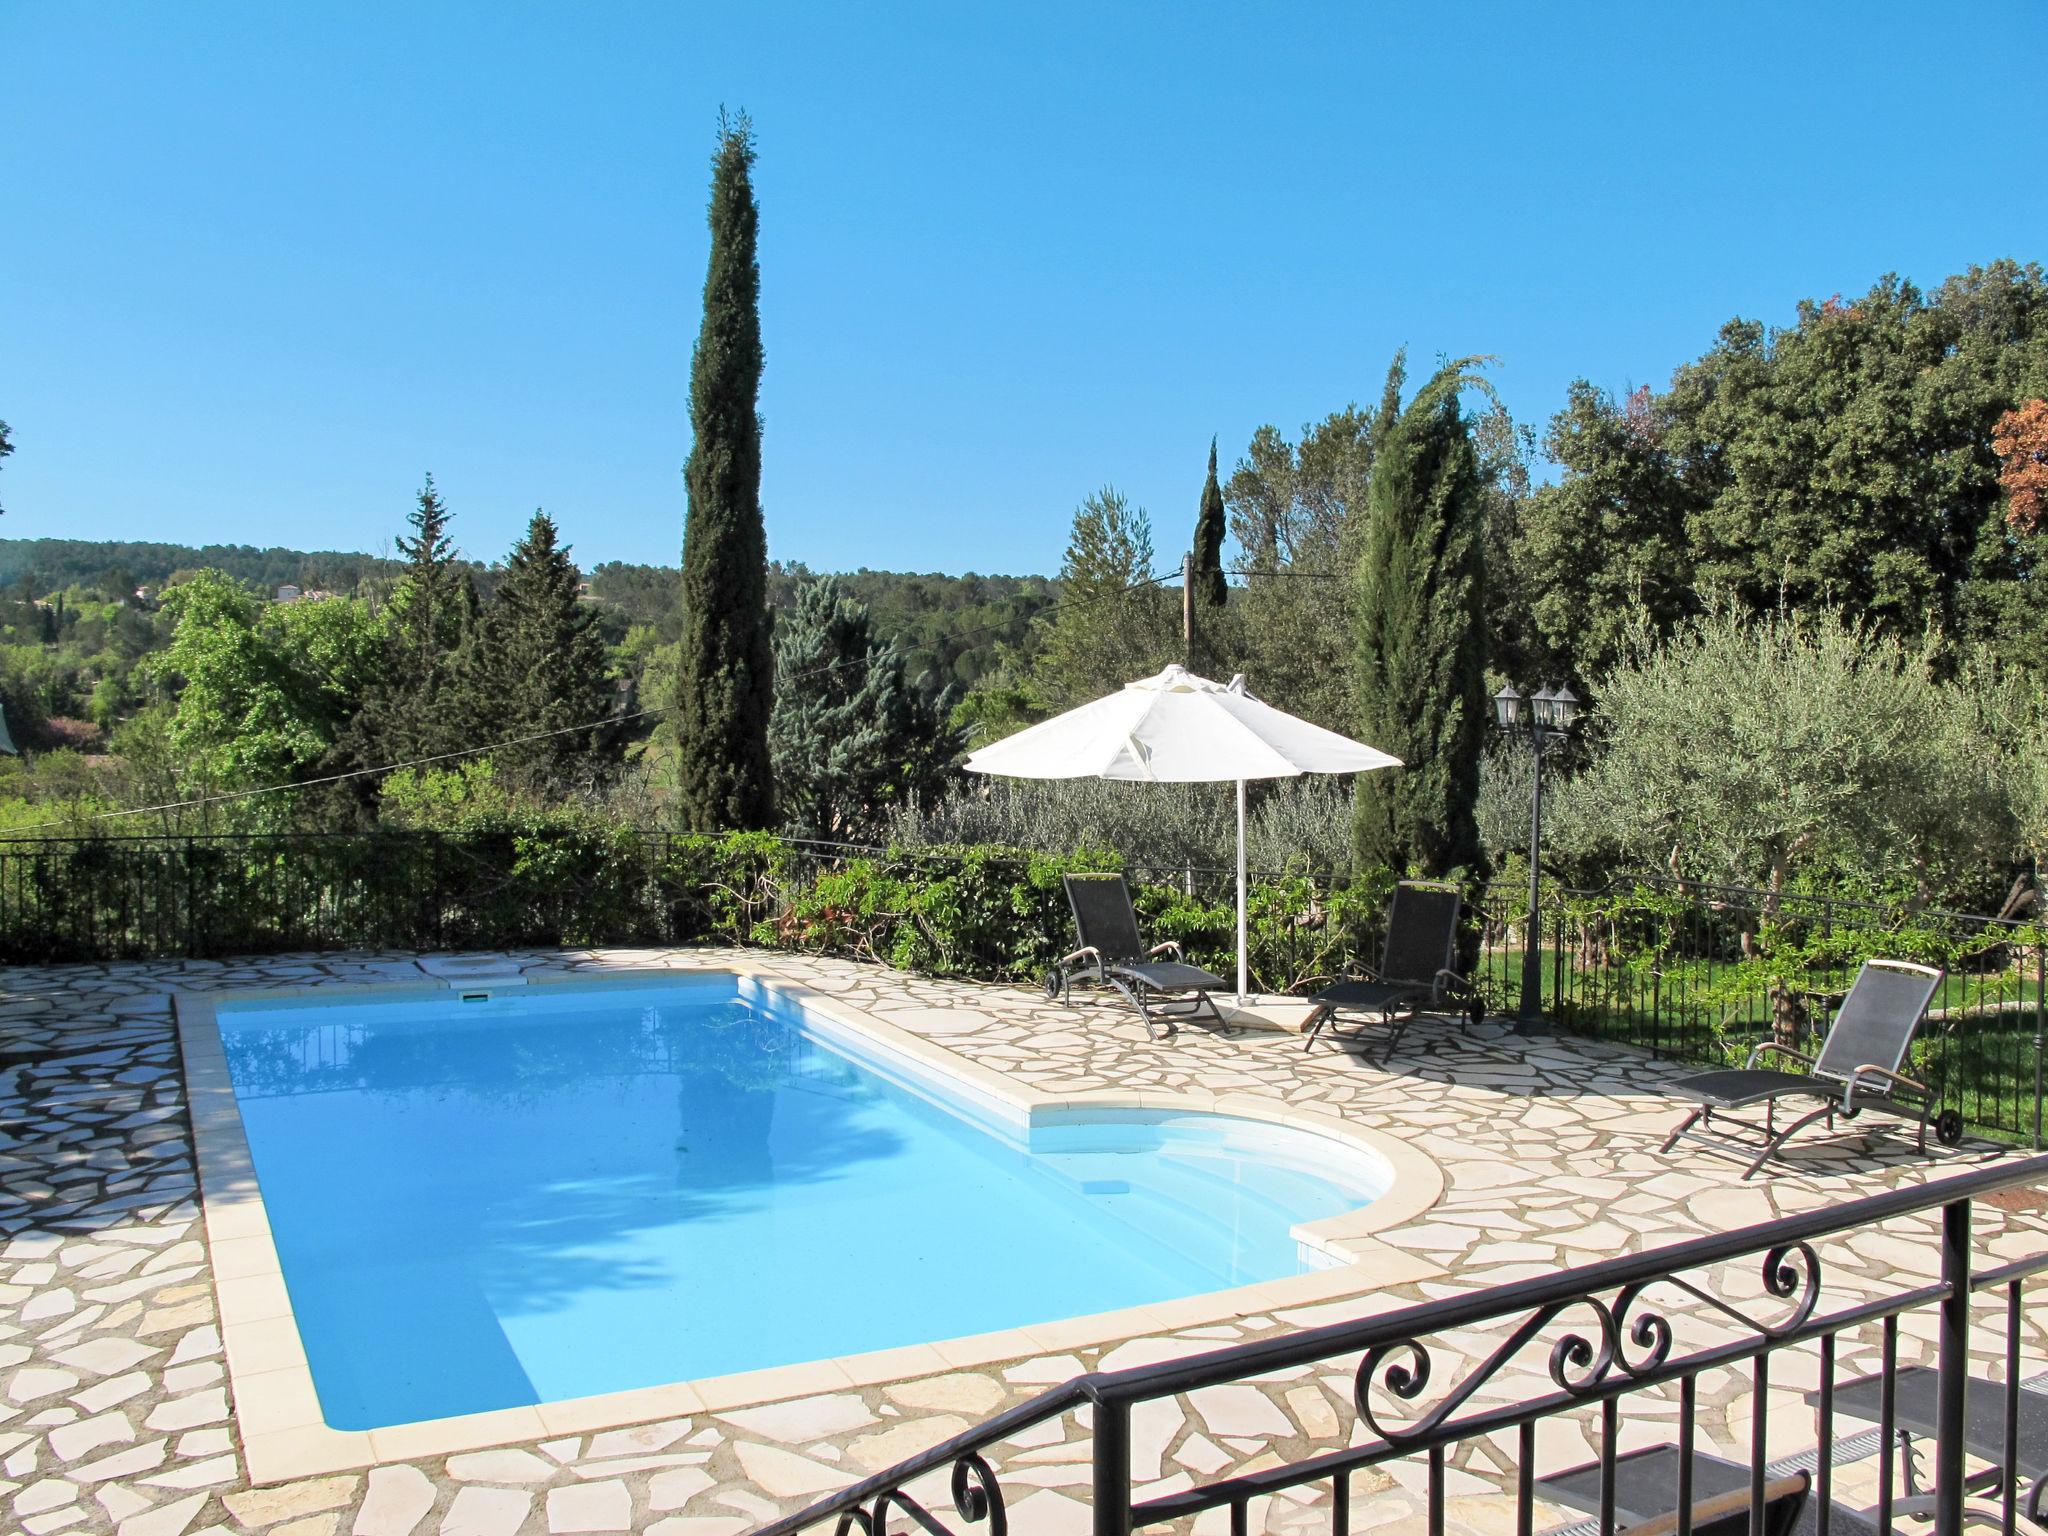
(690, 1357, 859, 1414)
(241, 1425, 377, 1487)
(832, 1342, 954, 1389)
(368, 1405, 550, 1462)
(534, 1382, 707, 1436)
(207, 1232, 283, 1281)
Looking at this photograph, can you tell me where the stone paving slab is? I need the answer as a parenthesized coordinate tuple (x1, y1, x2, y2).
(0, 946, 2042, 1536)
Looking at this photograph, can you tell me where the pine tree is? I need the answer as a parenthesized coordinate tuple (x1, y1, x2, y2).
(1351, 357, 1490, 879)
(352, 475, 468, 767)
(474, 510, 617, 789)
(1192, 438, 1228, 608)
(1031, 486, 1172, 708)
(769, 577, 961, 841)
(674, 110, 775, 832)
(394, 474, 461, 671)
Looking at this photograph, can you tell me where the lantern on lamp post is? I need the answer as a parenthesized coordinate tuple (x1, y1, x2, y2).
(1492, 681, 1583, 1021)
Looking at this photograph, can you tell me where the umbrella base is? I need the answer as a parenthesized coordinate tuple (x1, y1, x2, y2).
(1212, 995, 1326, 1035)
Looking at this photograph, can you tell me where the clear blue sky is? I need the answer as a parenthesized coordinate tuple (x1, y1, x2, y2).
(4, 3, 2043, 578)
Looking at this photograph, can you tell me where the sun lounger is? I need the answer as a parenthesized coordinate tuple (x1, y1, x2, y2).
(1659, 959, 1958, 1178)
(1803, 1365, 2048, 1524)
(1302, 879, 1477, 1057)
(1050, 873, 1229, 1038)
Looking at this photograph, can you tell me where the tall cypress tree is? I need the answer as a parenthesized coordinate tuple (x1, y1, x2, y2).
(1192, 438, 1228, 608)
(1351, 357, 1490, 879)
(475, 510, 617, 789)
(674, 111, 774, 831)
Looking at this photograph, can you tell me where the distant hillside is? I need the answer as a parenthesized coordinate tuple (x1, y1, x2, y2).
(0, 537, 403, 596)
(2, 538, 1056, 694)
(595, 561, 1055, 692)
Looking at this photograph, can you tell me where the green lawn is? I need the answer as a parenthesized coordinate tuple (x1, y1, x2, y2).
(1480, 947, 2047, 1145)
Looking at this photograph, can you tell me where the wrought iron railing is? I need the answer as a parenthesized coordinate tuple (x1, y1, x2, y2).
(755, 1154, 2048, 1536)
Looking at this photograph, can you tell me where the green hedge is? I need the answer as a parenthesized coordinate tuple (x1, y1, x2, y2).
(0, 829, 1394, 993)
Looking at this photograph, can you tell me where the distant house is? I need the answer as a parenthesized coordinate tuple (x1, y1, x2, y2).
(133, 586, 155, 604)
(576, 580, 595, 601)
(276, 584, 302, 602)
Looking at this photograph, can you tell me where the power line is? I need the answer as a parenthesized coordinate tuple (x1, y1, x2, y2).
(32, 708, 670, 832)
(15, 567, 1179, 835)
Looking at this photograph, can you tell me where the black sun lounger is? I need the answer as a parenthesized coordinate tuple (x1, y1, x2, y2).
(1803, 1366, 2048, 1525)
(1302, 879, 1479, 1058)
(1660, 959, 1958, 1179)
(1537, 1444, 1878, 1536)
(1049, 873, 1229, 1039)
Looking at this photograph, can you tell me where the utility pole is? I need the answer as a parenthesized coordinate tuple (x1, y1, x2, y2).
(1182, 550, 1195, 670)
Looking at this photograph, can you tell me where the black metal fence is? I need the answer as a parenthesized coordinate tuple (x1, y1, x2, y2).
(1520, 878, 2048, 1149)
(755, 1154, 2048, 1536)
(3, 832, 2043, 1143)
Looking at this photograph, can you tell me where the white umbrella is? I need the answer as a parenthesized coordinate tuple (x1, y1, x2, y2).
(962, 665, 1401, 1002)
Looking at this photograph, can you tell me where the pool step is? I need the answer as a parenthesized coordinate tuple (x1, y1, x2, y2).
(416, 955, 529, 991)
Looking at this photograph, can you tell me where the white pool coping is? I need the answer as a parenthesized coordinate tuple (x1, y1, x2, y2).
(173, 955, 1447, 1485)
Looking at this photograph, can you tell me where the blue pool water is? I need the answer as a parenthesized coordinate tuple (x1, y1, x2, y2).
(216, 975, 1390, 1430)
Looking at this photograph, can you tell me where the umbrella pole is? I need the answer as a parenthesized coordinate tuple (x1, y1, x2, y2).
(1236, 777, 1248, 1003)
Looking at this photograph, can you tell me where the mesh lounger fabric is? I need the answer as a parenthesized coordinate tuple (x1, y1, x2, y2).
(1671, 1068, 1845, 1109)
(1813, 1366, 2048, 1482)
(1538, 1445, 1876, 1536)
(1115, 960, 1230, 990)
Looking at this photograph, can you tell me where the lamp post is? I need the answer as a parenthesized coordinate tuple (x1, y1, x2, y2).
(1492, 681, 1583, 1022)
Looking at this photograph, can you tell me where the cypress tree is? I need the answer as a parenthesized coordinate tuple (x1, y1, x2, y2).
(475, 510, 617, 789)
(1351, 357, 1490, 879)
(1192, 438, 1228, 608)
(674, 110, 774, 832)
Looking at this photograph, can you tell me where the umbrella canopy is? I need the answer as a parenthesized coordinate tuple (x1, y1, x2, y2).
(963, 665, 1401, 1000)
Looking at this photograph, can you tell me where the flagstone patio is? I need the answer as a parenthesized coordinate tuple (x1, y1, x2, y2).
(2, 946, 2044, 1536)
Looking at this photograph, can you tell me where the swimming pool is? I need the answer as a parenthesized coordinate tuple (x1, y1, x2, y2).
(214, 973, 1393, 1430)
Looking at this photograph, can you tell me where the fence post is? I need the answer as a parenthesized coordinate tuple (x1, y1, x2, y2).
(1091, 1393, 1132, 1536)
(1934, 1196, 1971, 1536)
(2035, 937, 2044, 1152)
(1550, 888, 1565, 1027)
(184, 838, 197, 959)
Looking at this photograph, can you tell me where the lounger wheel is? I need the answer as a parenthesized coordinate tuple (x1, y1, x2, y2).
(1043, 968, 1064, 1000)
(1935, 1109, 1964, 1146)
(1840, 1105, 1861, 1121)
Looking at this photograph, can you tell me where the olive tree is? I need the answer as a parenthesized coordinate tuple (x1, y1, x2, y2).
(1564, 609, 2016, 908)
